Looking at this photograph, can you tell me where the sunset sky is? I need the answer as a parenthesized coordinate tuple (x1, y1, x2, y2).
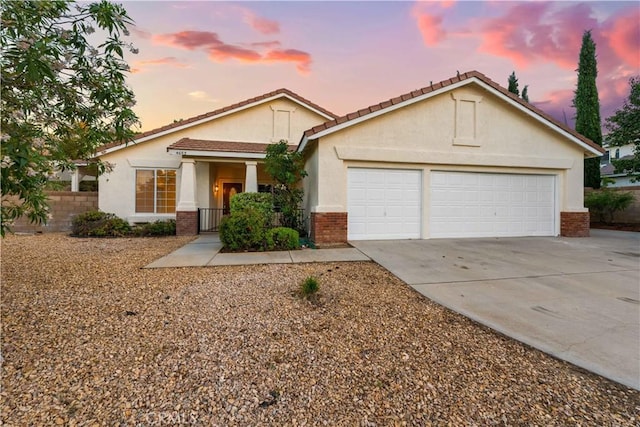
(120, 1, 640, 133)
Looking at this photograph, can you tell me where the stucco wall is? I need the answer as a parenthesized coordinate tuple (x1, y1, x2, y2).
(308, 84, 589, 238)
(99, 97, 329, 221)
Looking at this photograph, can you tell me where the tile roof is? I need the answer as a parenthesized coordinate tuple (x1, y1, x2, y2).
(601, 155, 635, 175)
(99, 88, 337, 153)
(167, 138, 295, 154)
(302, 70, 604, 154)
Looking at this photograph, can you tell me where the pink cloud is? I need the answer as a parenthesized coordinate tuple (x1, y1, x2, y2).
(154, 31, 222, 50)
(208, 45, 262, 62)
(247, 15, 280, 35)
(412, 2, 448, 46)
(137, 57, 190, 67)
(129, 26, 152, 40)
(130, 57, 190, 74)
(264, 49, 312, 74)
(602, 9, 640, 69)
(152, 30, 312, 74)
(478, 2, 597, 69)
(239, 8, 280, 35)
(251, 40, 282, 49)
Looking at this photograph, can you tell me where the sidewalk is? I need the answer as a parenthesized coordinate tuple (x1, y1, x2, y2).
(144, 234, 370, 268)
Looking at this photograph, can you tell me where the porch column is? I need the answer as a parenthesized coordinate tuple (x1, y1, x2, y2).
(176, 158, 198, 236)
(71, 168, 80, 192)
(245, 161, 258, 193)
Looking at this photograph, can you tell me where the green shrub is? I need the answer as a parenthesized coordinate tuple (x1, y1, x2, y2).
(133, 219, 176, 236)
(585, 189, 634, 224)
(266, 227, 300, 251)
(300, 276, 319, 299)
(71, 210, 131, 237)
(230, 192, 273, 220)
(219, 208, 268, 251)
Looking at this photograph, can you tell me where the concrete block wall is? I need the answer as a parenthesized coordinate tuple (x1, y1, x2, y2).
(585, 187, 640, 224)
(10, 191, 98, 233)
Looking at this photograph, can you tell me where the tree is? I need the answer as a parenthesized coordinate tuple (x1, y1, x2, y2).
(264, 140, 307, 232)
(1, 0, 139, 236)
(507, 71, 520, 96)
(605, 76, 640, 182)
(521, 85, 529, 103)
(508, 71, 530, 102)
(572, 30, 602, 189)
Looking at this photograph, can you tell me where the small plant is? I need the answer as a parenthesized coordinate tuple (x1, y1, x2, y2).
(71, 210, 131, 237)
(266, 227, 300, 251)
(299, 276, 319, 300)
(133, 219, 176, 236)
(585, 189, 634, 224)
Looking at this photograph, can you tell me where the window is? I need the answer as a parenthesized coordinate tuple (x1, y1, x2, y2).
(615, 149, 620, 159)
(136, 169, 176, 213)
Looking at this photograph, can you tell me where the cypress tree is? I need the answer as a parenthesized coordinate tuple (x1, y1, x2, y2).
(573, 30, 602, 188)
(507, 71, 519, 96)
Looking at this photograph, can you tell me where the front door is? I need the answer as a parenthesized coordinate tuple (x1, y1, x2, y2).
(222, 183, 243, 214)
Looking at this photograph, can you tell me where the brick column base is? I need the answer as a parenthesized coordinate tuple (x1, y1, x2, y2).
(310, 212, 348, 246)
(560, 211, 590, 237)
(176, 211, 198, 236)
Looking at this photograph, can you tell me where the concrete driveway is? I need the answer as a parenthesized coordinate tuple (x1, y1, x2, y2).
(351, 229, 640, 390)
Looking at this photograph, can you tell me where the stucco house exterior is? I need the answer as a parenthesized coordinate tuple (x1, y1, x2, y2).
(600, 143, 639, 187)
(96, 89, 336, 235)
(96, 70, 603, 244)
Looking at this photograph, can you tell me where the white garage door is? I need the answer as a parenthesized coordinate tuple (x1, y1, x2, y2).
(430, 171, 556, 238)
(347, 168, 422, 240)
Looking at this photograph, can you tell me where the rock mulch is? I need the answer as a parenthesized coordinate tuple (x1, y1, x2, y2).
(1, 233, 638, 426)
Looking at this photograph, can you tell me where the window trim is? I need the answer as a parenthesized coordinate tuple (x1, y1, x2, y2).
(135, 168, 177, 214)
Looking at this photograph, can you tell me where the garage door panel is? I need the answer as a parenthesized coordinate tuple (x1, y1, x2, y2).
(348, 168, 422, 240)
(430, 171, 556, 238)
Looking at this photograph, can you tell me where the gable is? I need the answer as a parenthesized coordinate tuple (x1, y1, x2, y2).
(317, 83, 585, 164)
(299, 71, 604, 158)
(98, 89, 336, 157)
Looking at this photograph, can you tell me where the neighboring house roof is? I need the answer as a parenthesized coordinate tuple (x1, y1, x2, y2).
(298, 70, 605, 157)
(601, 154, 635, 175)
(98, 88, 338, 156)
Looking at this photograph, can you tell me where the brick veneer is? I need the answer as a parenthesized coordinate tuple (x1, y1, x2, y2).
(560, 211, 590, 237)
(176, 211, 198, 236)
(310, 212, 348, 246)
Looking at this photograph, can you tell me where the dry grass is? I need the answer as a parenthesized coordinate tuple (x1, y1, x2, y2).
(1, 233, 638, 425)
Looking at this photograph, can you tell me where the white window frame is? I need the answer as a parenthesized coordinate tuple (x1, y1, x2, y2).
(135, 168, 177, 214)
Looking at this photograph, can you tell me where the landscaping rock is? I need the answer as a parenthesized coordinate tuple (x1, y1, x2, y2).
(1, 234, 638, 425)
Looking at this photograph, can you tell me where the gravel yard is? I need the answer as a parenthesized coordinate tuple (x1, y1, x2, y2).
(1, 234, 638, 426)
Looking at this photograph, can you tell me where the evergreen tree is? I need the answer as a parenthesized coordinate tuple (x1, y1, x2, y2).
(507, 71, 519, 96)
(573, 30, 602, 189)
(605, 76, 640, 181)
(521, 85, 529, 103)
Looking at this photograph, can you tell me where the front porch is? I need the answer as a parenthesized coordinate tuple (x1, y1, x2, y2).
(175, 158, 275, 235)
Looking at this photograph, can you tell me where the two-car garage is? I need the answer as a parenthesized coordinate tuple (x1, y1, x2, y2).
(347, 168, 557, 240)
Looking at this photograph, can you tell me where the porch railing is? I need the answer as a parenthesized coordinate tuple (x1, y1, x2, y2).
(198, 208, 307, 235)
(198, 208, 225, 233)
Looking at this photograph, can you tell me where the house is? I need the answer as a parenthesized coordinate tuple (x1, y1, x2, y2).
(96, 89, 337, 235)
(96, 70, 604, 244)
(600, 143, 639, 187)
(299, 71, 603, 243)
